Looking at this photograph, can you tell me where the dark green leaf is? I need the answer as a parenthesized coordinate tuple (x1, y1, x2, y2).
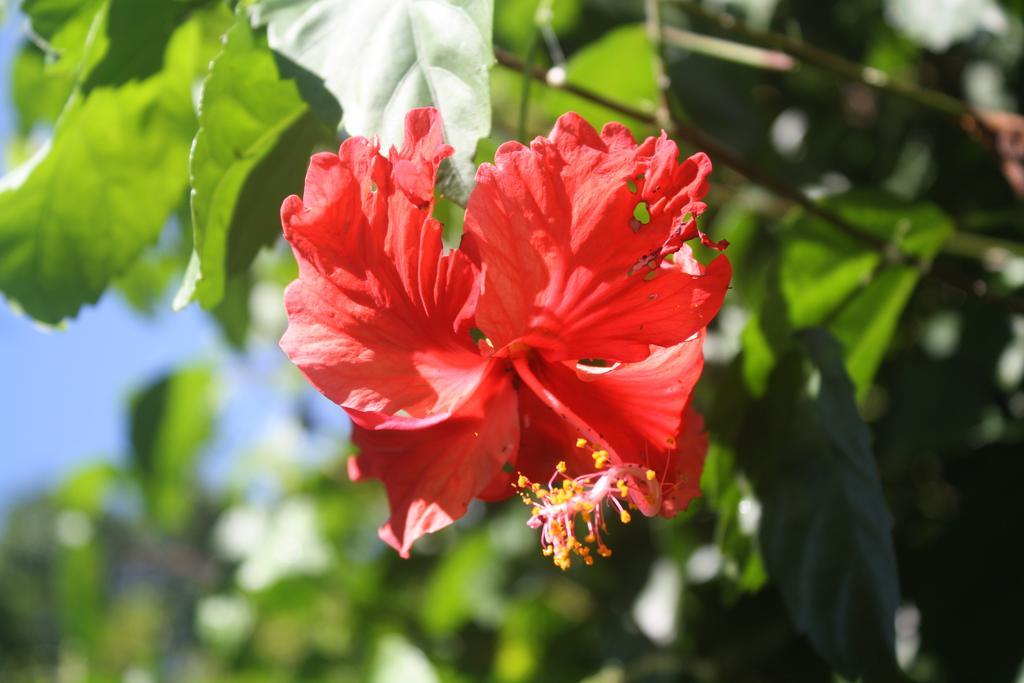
(176, 17, 329, 310)
(743, 329, 900, 678)
(250, 0, 495, 204)
(130, 366, 216, 532)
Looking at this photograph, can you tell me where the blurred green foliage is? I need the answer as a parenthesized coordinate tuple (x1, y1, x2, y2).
(2, 0, 1024, 681)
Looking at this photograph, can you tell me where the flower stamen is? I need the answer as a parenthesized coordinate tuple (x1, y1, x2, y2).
(516, 451, 661, 570)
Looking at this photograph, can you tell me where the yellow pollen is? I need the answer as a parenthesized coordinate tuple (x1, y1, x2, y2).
(556, 460, 567, 473)
(576, 438, 588, 448)
(616, 479, 630, 498)
(646, 469, 656, 481)
(517, 474, 530, 488)
(620, 510, 632, 524)
(592, 450, 609, 469)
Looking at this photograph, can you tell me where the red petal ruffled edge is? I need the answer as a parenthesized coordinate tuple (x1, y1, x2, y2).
(280, 108, 486, 418)
(346, 367, 519, 557)
(462, 112, 729, 361)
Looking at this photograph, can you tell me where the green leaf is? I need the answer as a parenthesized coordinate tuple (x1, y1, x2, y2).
(544, 24, 657, 138)
(420, 531, 505, 635)
(211, 273, 253, 349)
(751, 190, 954, 396)
(55, 462, 120, 515)
(250, 0, 495, 204)
(779, 217, 878, 328)
(829, 265, 920, 395)
(130, 366, 216, 532)
(81, 0, 195, 91)
(22, 0, 105, 76)
(742, 329, 900, 679)
(113, 239, 186, 314)
(11, 42, 75, 135)
(0, 12, 217, 324)
(176, 17, 329, 310)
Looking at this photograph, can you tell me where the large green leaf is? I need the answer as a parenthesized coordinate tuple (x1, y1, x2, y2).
(250, 0, 494, 204)
(130, 366, 216, 532)
(742, 329, 900, 678)
(745, 190, 953, 397)
(175, 17, 329, 311)
(0, 12, 217, 324)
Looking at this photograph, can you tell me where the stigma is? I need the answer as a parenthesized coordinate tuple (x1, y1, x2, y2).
(516, 444, 660, 570)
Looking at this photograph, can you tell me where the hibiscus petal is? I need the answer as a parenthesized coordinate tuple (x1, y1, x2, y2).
(462, 112, 729, 361)
(518, 332, 706, 466)
(347, 370, 520, 557)
(658, 405, 708, 518)
(280, 107, 485, 417)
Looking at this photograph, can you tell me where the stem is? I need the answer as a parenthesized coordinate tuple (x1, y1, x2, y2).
(644, 0, 673, 130)
(942, 230, 1024, 261)
(517, 32, 542, 143)
(661, 25, 795, 71)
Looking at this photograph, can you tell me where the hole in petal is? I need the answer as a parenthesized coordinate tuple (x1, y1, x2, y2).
(576, 360, 621, 381)
(633, 202, 651, 225)
(626, 178, 638, 193)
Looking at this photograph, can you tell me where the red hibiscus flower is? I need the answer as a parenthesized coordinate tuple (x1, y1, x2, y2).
(280, 107, 731, 567)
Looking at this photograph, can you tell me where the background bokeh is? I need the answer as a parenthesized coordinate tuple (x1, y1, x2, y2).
(1, 0, 1023, 681)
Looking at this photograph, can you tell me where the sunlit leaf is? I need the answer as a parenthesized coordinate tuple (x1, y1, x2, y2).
(250, 0, 494, 204)
(11, 43, 74, 135)
(0, 12, 223, 324)
(176, 17, 330, 311)
(21, 0, 103, 72)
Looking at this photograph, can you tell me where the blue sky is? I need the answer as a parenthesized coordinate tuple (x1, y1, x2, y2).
(0, 9, 347, 515)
